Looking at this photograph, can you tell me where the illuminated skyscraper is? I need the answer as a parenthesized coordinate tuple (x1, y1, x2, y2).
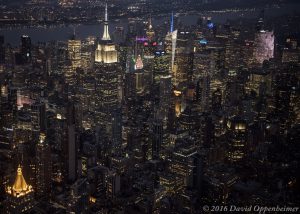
(159, 75, 172, 118)
(254, 30, 274, 65)
(173, 32, 194, 90)
(94, 4, 117, 64)
(146, 16, 155, 42)
(67, 33, 81, 71)
(94, 4, 122, 144)
(226, 116, 248, 162)
(6, 165, 34, 213)
(165, 12, 177, 74)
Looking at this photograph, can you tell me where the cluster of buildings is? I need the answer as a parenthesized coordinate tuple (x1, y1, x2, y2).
(0, 4, 299, 214)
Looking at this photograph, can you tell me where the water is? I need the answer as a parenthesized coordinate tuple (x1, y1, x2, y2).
(0, 3, 299, 46)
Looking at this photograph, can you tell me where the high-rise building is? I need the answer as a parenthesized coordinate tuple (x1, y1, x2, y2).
(151, 117, 163, 160)
(146, 16, 155, 42)
(66, 102, 77, 182)
(5, 165, 35, 213)
(67, 32, 81, 72)
(94, 4, 122, 145)
(165, 30, 177, 75)
(0, 35, 5, 64)
(35, 133, 52, 199)
(94, 4, 117, 64)
(106, 170, 120, 199)
(20, 35, 32, 64)
(199, 74, 211, 111)
(226, 116, 247, 162)
(165, 12, 177, 74)
(159, 75, 172, 118)
(170, 144, 198, 188)
(30, 102, 46, 133)
(254, 30, 274, 65)
(67, 178, 89, 213)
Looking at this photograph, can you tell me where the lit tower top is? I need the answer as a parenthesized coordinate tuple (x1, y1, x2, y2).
(149, 15, 153, 30)
(165, 11, 177, 74)
(135, 55, 144, 70)
(102, 3, 111, 41)
(6, 165, 33, 197)
(95, 3, 118, 63)
(146, 15, 155, 41)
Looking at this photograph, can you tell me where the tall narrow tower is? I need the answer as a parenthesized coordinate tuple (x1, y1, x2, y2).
(94, 4, 122, 147)
(36, 133, 52, 199)
(165, 12, 177, 75)
(146, 15, 155, 42)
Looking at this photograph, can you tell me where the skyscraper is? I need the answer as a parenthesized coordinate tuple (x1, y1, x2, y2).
(67, 31, 81, 78)
(254, 30, 274, 65)
(5, 165, 34, 213)
(66, 102, 77, 182)
(35, 133, 52, 199)
(94, 4, 122, 145)
(159, 75, 172, 118)
(165, 12, 177, 75)
(146, 16, 155, 42)
(20, 35, 31, 64)
(0, 35, 4, 64)
(151, 117, 163, 160)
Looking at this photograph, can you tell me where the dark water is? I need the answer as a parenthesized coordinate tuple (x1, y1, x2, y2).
(0, 3, 299, 46)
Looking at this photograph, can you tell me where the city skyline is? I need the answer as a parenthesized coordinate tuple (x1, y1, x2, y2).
(0, 1, 299, 213)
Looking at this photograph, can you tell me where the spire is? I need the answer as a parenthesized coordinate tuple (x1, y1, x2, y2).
(71, 26, 76, 40)
(171, 12, 174, 32)
(105, 3, 108, 22)
(102, 3, 111, 41)
(149, 14, 153, 30)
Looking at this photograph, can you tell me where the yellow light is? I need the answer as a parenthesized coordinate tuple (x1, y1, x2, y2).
(39, 133, 46, 143)
(89, 196, 96, 203)
(174, 90, 182, 96)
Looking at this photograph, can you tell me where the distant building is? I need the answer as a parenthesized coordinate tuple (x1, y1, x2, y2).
(254, 30, 274, 64)
(35, 133, 52, 199)
(21, 35, 32, 64)
(68, 37, 81, 69)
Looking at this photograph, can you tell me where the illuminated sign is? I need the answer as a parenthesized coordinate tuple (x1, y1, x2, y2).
(155, 51, 165, 56)
(199, 39, 207, 45)
(136, 37, 148, 42)
(207, 22, 214, 29)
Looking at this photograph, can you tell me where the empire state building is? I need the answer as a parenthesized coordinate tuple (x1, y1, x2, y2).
(95, 3, 118, 64)
(94, 4, 122, 146)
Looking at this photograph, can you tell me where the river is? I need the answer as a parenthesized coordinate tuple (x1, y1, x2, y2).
(0, 2, 299, 46)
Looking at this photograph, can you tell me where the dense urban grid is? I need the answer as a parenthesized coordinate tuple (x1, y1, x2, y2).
(0, 0, 299, 213)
